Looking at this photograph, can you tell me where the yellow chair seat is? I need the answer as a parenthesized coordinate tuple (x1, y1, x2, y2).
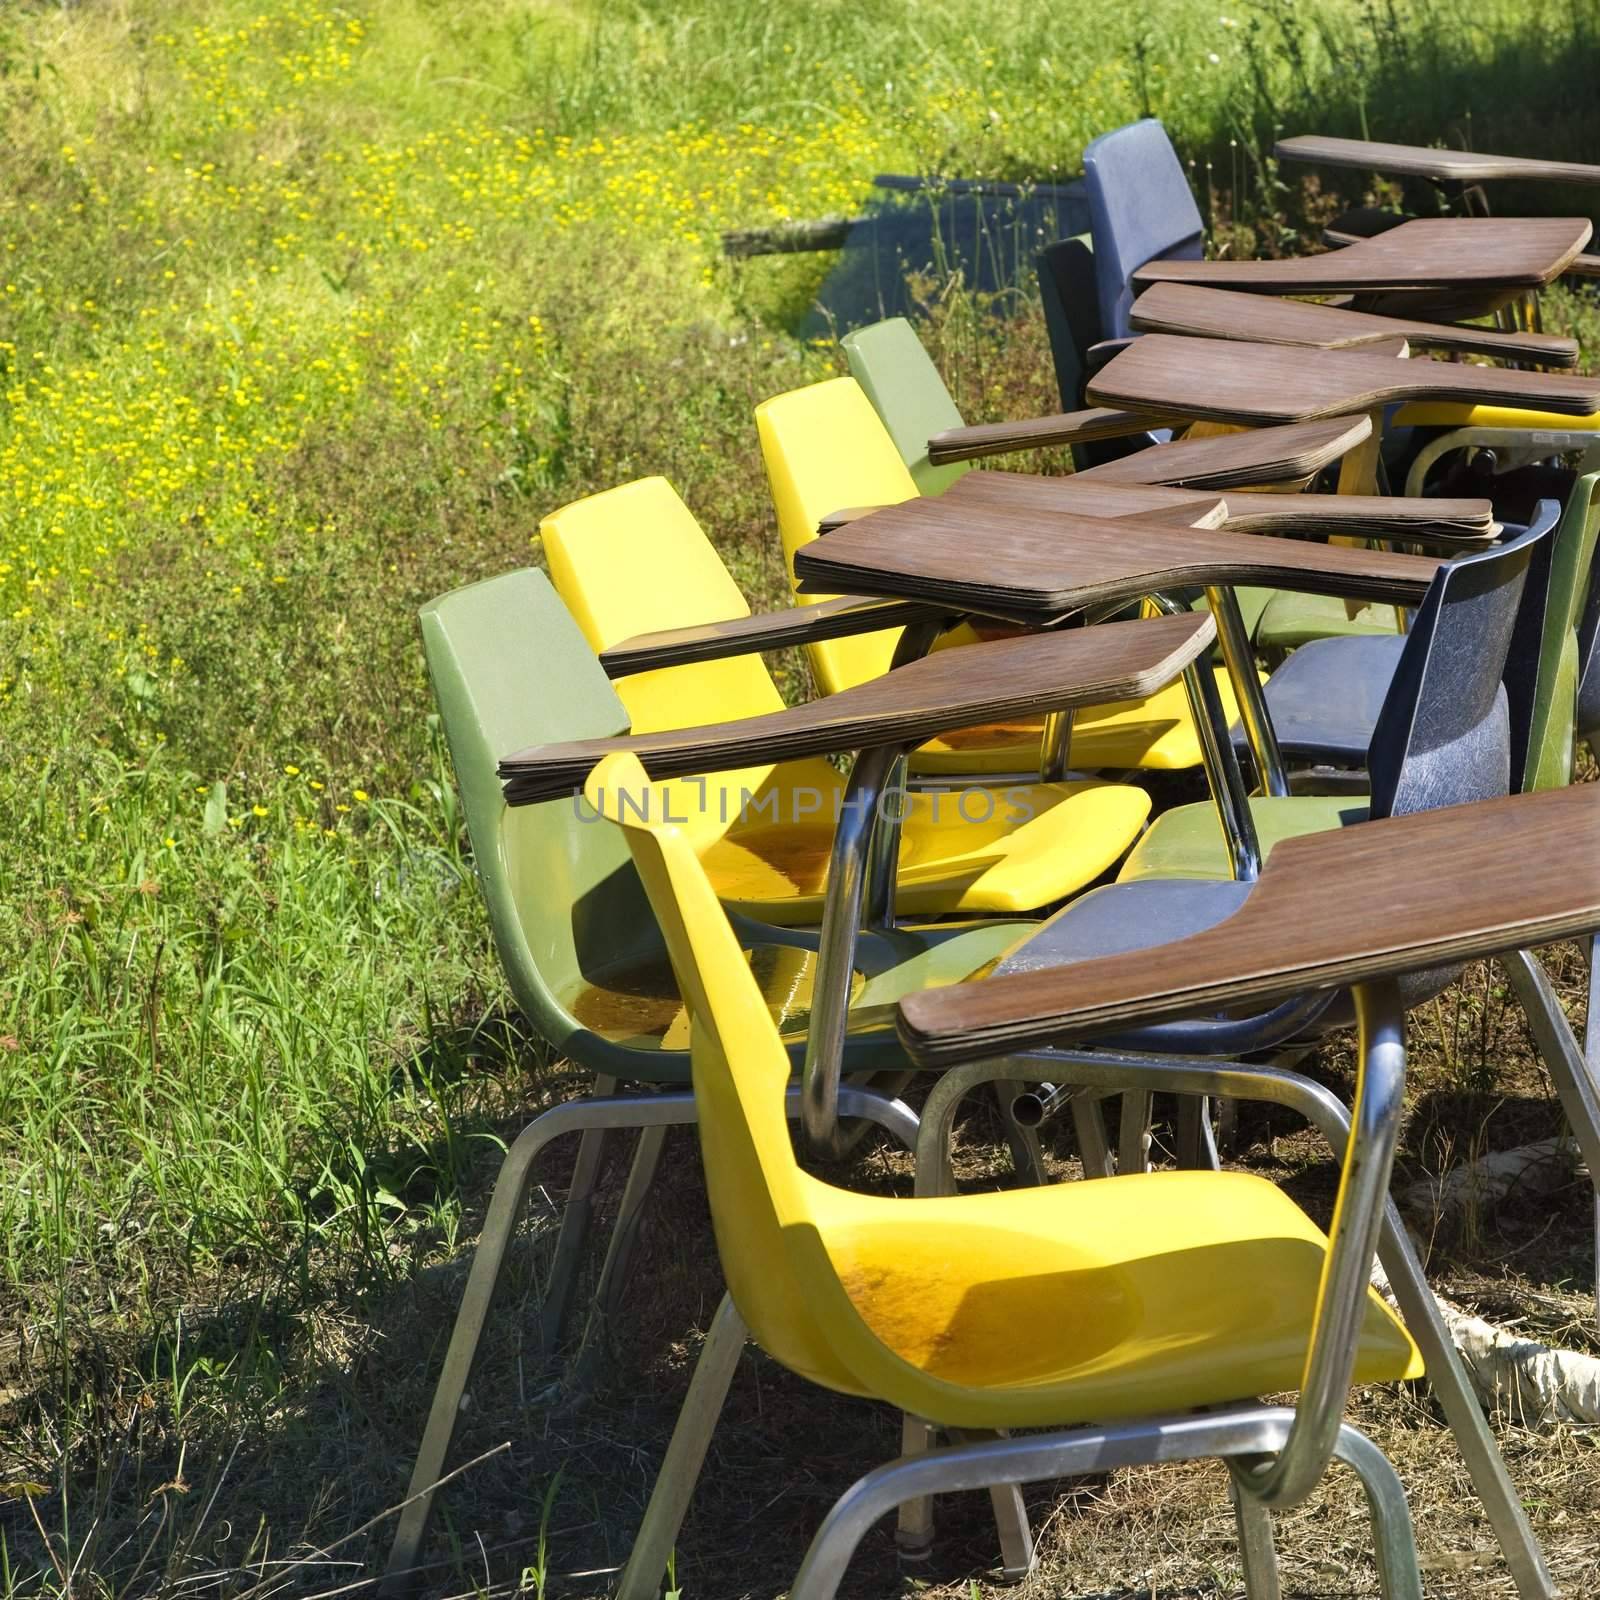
(910, 666, 1256, 775)
(694, 769, 1152, 922)
(800, 1167, 1421, 1430)
(545, 477, 1154, 922)
(1393, 402, 1600, 431)
(590, 750, 1423, 1456)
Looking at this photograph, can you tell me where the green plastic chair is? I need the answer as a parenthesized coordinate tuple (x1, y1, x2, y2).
(840, 318, 971, 497)
(1525, 472, 1600, 792)
(1252, 590, 1401, 654)
(837, 314, 1393, 653)
(384, 567, 1031, 1589)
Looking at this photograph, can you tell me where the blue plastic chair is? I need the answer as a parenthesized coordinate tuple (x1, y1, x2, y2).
(1005, 516, 1550, 1007)
(1258, 482, 1595, 787)
(1082, 118, 1204, 342)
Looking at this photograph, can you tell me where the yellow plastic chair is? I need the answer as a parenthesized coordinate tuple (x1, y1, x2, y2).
(755, 375, 1251, 775)
(540, 476, 1152, 921)
(587, 750, 1427, 1600)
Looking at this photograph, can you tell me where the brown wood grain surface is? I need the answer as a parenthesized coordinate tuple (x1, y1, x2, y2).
(926, 406, 1181, 465)
(1275, 135, 1600, 188)
(499, 610, 1216, 804)
(1079, 414, 1373, 489)
(1088, 334, 1600, 427)
(943, 471, 1495, 544)
(597, 592, 949, 678)
(1129, 281, 1579, 367)
(898, 784, 1600, 1064)
(1130, 217, 1592, 294)
(792, 498, 1440, 623)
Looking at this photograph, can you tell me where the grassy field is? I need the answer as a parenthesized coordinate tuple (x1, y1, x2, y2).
(2, 0, 1599, 1595)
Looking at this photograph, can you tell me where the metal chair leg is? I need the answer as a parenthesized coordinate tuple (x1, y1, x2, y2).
(565, 1123, 672, 1390)
(1070, 1094, 1115, 1178)
(614, 1293, 748, 1600)
(894, 1416, 936, 1566)
(1501, 946, 1600, 1332)
(1372, 1198, 1554, 1599)
(1175, 1094, 1220, 1170)
(789, 1406, 1300, 1600)
(1228, 1464, 1283, 1600)
(1331, 1425, 1425, 1600)
(380, 1092, 698, 1598)
(951, 1429, 1036, 1580)
(535, 1075, 619, 1357)
(1117, 1090, 1152, 1173)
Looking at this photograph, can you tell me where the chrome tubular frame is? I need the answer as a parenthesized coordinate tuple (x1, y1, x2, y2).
(1404, 426, 1600, 499)
(904, 1043, 1553, 1600)
(802, 744, 898, 1158)
(1501, 943, 1600, 1331)
(381, 1082, 917, 1597)
(1149, 592, 1262, 880)
(1241, 982, 1406, 1509)
(1039, 705, 1075, 782)
(1204, 582, 1290, 798)
(786, 1407, 1421, 1600)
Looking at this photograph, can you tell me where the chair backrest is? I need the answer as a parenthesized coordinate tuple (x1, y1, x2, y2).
(840, 319, 971, 497)
(420, 568, 679, 1071)
(585, 751, 864, 1393)
(1525, 472, 1600, 790)
(542, 478, 801, 847)
(1036, 232, 1168, 469)
(1082, 118, 1204, 341)
(756, 376, 920, 694)
(1036, 233, 1102, 414)
(1367, 510, 1554, 820)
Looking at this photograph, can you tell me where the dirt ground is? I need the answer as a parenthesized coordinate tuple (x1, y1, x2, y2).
(366, 943, 1598, 1600)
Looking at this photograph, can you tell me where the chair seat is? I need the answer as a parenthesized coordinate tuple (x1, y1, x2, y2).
(704, 769, 1152, 921)
(1201, 583, 1276, 644)
(909, 666, 1251, 775)
(563, 919, 1030, 1053)
(1255, 591, 1402, 653)
(1119, 794, 1369, 882)
(810, 1167, 1422, 1430)
(1257, 634, 1408, 764)
(1393, 402, 1600, 431)
(993, 877, 1254, 971)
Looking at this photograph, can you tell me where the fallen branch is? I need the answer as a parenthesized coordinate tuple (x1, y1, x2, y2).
(721, 216, 863, 257)
(1399, 1137, 1583, 1236)
(1432, 1298, 1600, 1424)
(1372, 1202, 1600, 1425)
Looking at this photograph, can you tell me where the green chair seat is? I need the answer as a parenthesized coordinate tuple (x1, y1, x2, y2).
(1118, 794, 1370, 883)
(1253, 591, 1400, 653)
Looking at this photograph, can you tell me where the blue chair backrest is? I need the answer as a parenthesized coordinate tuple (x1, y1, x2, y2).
(1367, 507, 1556, 820)
(1082, 118, 1204, 341)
